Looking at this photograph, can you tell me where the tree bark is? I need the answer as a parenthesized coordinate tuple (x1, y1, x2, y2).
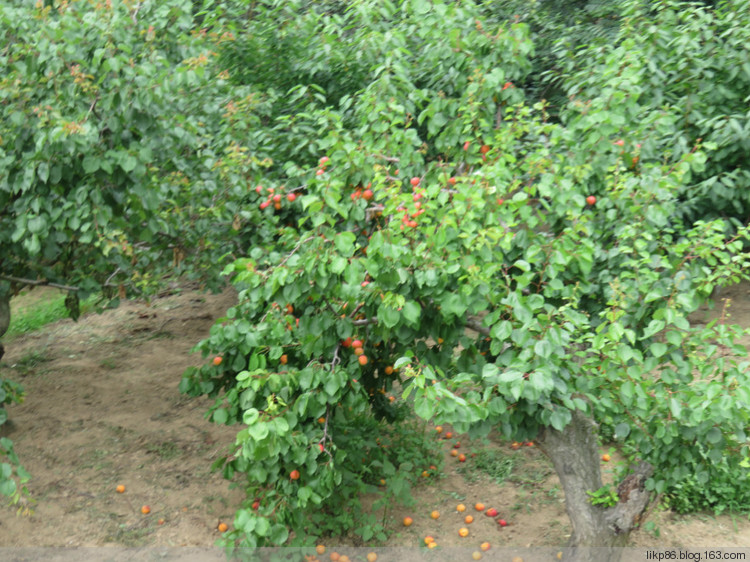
(537, 408, 654, 562)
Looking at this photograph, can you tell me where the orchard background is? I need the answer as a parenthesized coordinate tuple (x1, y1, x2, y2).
(1, 0, 750, 559)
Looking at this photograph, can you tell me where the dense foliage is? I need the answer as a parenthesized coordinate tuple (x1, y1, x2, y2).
(2, 0, 749, 551)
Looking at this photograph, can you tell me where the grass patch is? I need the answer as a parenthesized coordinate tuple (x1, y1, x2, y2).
(456, 446, 516, 485)
(6, 291, 98, 339)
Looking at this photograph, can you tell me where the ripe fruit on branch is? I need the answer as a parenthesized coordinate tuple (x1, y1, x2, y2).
(260, 200, 271, 210)
(586, 195, 596, 206)
(290, 469, 300, 480)
(287, 192, 296, 202)
(319, 156, 329, 166)
(358, 355, 368, 366)
(410, 177, 420, 187)
(212, 356, 223, 366)
(351, 339, 363, 349)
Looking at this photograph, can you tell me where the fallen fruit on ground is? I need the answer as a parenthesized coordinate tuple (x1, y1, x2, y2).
(472, 552, 483, 561)
(430, 510, 440, 519)
(427, 542, 438, 549)
(424, 536, 435, 545)
(403, 516, 413, 526)
(480, 542, 491, 551)
(498, 519, 508, 527)
(458, 453, 467, 462)
(366, 553, 377, 562)
(329, 553, 340, 561)
(141, 505, 150, 514)
(602, 453, 611, 462)
(157, 518, 165, 525)
(485, 508, 498, 517)
(458, 527, 469, 537)
(456, 503, 466, 512)
(316, 545, 326, 555)
(474, 503, 485, 511)
(218, 522, 228, 532)
(450, 449, 459, 457)
(116, 484, 125, 493)
(435, 426, 443, 433)
(464, 515, 474, 524)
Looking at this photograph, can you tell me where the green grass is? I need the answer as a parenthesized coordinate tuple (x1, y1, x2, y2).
(6, 293, 98, 339)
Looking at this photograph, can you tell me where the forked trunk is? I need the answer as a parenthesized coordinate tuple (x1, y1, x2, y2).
(537, 409, 654, 562)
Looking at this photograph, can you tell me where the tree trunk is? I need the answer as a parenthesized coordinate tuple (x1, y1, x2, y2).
(0, 295, 9, 362)
(536, 408, 654, 562)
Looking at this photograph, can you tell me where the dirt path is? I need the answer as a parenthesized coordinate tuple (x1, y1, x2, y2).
(0, 284, 748, 552)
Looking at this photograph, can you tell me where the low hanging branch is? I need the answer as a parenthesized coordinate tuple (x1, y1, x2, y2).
(0, 274, 79, 293)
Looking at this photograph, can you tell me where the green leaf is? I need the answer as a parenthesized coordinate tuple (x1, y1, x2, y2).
(213, 408, 229, 424)
(82, 156, 100, 174)
(402, 301, 421, 326)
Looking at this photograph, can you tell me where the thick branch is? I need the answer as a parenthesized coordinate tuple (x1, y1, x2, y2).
(465, 317, 490, 336)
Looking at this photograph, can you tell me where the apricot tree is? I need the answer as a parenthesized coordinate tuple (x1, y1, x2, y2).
(182, 0, 750, 558)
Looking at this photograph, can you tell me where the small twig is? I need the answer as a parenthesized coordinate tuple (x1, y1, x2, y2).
(353, 317, 378, 326)
(131, 1, 142, 24)
(0, 274, 79, 292)
(278, 235, 316, 269)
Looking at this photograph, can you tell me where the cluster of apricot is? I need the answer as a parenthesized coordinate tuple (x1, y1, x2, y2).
(342, 336, 368, 366)
(256, 184, 297, 210)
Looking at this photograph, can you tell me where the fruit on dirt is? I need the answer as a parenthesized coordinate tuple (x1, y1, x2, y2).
(427, 542, 438, 549)
(458, 453, 467, 462)
(316, 545, 326, 555)
(453, 442, 460, 448)
(474, 503, 485, 511)
(480, 542, 491, 551)
(456, 503, 466, 512)
(464, 515, 474, 524)
(424, 536, 435, 545)
(290, 469, 301, 480)
(472, 552, 483, 561)
(444, 432, 453, 439)
(330, 553, 340, 561)
(366, 553, 377, 562)
(403, 516, 413, 526)
(157, 518, 165, 525)
(218, 522, 228, 532)
(434, 425, 443, 433)
(141, 505, 151, 514)
(116, 484, 125, 493)
(485, 508, 498, 517)
(586, 195, 596, 206)
(458, 527, 469, 537)
(430, 510, 440, 519)
(450, 449, 459, 457)
(498, 519, 508, 527)
(421, 470, 430, 478)
(212, 356, 222, 366)
(358, 355, 368, 365)
(602, 454, 611, 462)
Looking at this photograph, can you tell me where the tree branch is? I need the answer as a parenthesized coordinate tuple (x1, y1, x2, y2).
(465, 317, 490, 336)
(0, 274, 79, 292)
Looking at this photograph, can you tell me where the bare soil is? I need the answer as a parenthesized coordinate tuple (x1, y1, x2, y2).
(0, 283, 749, 552)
